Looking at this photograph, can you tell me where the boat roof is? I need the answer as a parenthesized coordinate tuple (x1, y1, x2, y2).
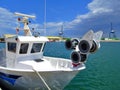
(6, 36, 49, 42)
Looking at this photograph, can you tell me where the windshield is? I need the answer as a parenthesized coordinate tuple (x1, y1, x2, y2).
(31, 43, 43, 53)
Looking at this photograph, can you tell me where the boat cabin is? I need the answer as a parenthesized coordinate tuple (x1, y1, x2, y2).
(5, 36, 49, 68)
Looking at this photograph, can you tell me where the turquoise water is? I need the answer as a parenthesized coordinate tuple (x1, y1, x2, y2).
(1, 42, 120, 90)
(44, 42, 120, 90)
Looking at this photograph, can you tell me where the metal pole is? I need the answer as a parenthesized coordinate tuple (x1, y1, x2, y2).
(44, 0, 47, 36)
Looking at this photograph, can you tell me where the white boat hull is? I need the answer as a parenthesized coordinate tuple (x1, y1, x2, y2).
(14, 71, 78, 90)
(0, 69, 79, 90)
(0, 56, 85, 90)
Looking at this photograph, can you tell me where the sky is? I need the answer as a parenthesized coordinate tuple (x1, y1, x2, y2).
(0, 0, 120, 38)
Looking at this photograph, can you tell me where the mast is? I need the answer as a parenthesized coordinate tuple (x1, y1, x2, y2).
(59, 24, 64, 37)
(109, 22, 116, 39)
(44, 0, 47, 36)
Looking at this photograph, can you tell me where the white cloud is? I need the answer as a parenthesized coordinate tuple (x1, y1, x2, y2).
(0, 0, 120, 38)
(46, 22, 63, 27)
(0, 7, 64, 36)
(43, 0, 120, 37)
(0, 7, 17, 34)
(29, 22, 64, 36)
(45, 22, 64, 36)
(65, 0, 120, 37)
(0, 8, 41, 36)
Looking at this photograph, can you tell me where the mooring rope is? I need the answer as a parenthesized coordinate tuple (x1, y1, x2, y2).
(32, 68, 51, 90)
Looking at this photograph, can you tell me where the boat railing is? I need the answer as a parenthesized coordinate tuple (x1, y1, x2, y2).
(44, 56, 72, 69)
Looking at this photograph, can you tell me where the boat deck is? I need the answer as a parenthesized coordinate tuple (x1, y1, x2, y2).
(17, 57, 73, 71)
(0, 56, 85, 72)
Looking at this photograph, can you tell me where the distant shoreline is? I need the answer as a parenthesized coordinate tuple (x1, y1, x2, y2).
(1, 40, 120, 43)
(101, 40, 120, 42)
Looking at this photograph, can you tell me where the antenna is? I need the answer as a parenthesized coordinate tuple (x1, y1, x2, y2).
(15, 12, 36, 36)
(15, 12, 36, 18)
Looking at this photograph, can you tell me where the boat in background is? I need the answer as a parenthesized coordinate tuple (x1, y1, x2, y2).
(0, 12, 103, 90)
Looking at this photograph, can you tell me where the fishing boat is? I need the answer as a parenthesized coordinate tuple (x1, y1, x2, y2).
(0, 12, 103, 90)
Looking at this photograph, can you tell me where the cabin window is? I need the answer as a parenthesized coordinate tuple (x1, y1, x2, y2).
(8, 42, 16, 53)
(31, 43, 43, 53)
(19, 43, 29, 54)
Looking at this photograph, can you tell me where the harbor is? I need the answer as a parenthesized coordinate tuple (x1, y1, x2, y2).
(0, 0, 120, 90)
(1, 41, 120, 90)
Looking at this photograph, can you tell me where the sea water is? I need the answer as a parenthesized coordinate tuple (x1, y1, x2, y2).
(45, 42, 120, 90)
(63, 42, 120, 90)
(0, 42, 120, 90)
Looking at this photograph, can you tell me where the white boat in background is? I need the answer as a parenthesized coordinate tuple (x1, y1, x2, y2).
(0, 12, 103, 90)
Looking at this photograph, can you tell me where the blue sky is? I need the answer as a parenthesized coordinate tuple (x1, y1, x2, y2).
(0, 0, 120, 38)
